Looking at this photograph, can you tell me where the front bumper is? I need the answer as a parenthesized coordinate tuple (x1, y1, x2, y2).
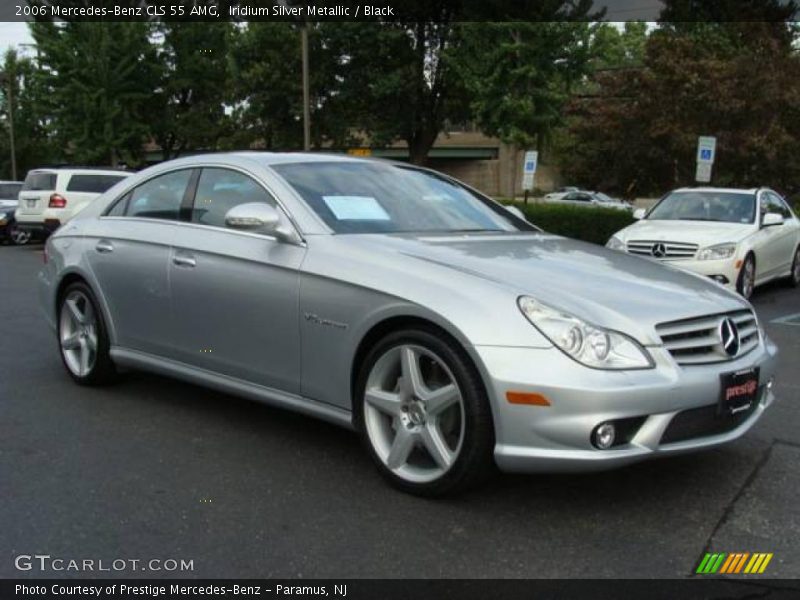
(475, 336, 778, 473)
(659, 257, 740, 289)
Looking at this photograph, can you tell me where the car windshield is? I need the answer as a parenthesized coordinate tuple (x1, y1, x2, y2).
(0, 183, 22, 199)
(647, 191, 756, 223)
(272, 161, 527, 234)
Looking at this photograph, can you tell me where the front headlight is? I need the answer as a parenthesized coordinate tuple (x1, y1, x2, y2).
(605, 236, 625, 251)
(697, 243, 736, 261)
(518, 296, 653, 370)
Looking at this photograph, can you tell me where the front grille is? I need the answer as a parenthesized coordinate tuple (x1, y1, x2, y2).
(660, 392, 761, 444)
(656, 309, 759, 365)
(627, 240, 698, 260)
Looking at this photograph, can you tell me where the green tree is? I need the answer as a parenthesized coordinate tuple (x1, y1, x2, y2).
(590, 22, 648, 70)
(230, 23, 320, 150)
(151, 22, 234, 160)
(326, 16, 472, 164)
(562, 22, 800, 197)
(30, 21, 160, 167)
(460, 21, 594, 153)
(0, 48, 54, 180)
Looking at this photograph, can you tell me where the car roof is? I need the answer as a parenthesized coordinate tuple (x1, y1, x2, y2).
(672, 186, 759, 194)
(27, 167, 131, 175)
(175, 151, 381, 167)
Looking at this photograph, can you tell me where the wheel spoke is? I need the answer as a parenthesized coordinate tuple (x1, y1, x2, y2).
(386, 427, 416, 470)
(86, 328, 98, 352)
(365, 388, 402, 417)
(66, 297, 84, 325)
(422, 383, 459, 416)
(61, 332, 81, 350)
(400, 346, 424, 396)
(78, 339, 90, 375)
(421, 423, 455, 470)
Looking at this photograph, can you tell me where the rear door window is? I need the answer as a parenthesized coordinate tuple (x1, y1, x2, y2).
(22, 171, 57, 191)
(126, 170, 193, 221)
(66, 174, 127, 194)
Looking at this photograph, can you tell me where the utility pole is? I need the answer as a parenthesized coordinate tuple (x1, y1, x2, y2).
(0, 68, 17, 181)
(301, 23, 310, 151)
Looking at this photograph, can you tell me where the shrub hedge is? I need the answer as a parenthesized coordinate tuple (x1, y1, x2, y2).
(503, 201, 636, 245)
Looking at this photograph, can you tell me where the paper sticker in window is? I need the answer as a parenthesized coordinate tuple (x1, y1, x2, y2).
(322, 196, 390, 220)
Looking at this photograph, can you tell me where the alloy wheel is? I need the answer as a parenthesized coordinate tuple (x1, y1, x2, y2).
(363, 344, 465, 484)
(10, 226, 31, 245)
(741, 258, 755, 299)
(59, 290, 99, 377)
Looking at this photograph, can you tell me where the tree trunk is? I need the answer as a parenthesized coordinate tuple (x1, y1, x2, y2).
(407, 128, 437, 166)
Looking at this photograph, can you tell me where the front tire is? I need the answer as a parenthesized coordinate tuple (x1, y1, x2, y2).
(354, 327, 495, 496)
(736, 254, 756, 300)
(57, 282, 117, 385)
(788, 246, 800, 288)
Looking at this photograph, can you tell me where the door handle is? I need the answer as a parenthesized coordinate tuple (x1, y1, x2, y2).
(172, 255, 196, 268)
(95, 240, 114, 253)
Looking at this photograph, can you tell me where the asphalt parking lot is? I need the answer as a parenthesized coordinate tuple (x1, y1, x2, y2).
(2, 242, 799, 579)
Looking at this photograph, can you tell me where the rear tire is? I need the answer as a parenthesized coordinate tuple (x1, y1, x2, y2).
(57, 282, 117, 385)
(9, 225, 31, 246)
(354, 327, 495, 496)
(736, 254, 756, 300)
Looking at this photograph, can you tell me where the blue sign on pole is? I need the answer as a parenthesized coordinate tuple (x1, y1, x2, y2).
(700, 149, 712, 161)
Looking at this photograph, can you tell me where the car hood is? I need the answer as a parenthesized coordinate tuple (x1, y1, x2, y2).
(344, 232, 748, 345)
(617, 219, 754, 245)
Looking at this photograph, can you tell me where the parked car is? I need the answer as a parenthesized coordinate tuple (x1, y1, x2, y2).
(545, 190, 632, 211)
(544, 186, 579, 201)
(15, 168, 131, 238)
(40, 154, 778, 495)
(0, 180, 29, 245)
(607, 187, 800, 299)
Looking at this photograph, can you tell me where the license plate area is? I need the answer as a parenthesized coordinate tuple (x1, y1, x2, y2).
(719, 367, 759, 416)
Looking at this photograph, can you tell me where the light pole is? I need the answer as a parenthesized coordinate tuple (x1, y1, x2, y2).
(301, 23, 310, 151)
(0, 69, 17, 181)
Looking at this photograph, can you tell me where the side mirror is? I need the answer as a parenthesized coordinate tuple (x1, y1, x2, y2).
(505, 204, 527, 221)
(762, 212, 784, 227)
(633, 208, 646, 220)
(225, 203, 296, 242)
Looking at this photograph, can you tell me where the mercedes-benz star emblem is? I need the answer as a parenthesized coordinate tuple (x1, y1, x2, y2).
(651, 242, 667, 258)
(719, 317, 740, 357)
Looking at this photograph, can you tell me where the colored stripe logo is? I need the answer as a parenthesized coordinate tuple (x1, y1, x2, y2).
(696, 552, 773, 574)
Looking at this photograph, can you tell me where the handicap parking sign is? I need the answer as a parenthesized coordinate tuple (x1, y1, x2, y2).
(700, 149, 712, 161)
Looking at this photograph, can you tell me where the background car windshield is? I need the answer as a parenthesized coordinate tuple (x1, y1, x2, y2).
(648, 191, 755, 223)
(273, 161, 523, 234)
(0, 183, 22, 199)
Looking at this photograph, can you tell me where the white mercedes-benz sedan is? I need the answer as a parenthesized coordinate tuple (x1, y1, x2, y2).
(607, 187, 800, 299)
(38, 156, 779, 495)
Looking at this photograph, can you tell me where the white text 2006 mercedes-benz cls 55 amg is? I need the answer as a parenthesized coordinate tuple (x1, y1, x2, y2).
(39, 153, 779, 495)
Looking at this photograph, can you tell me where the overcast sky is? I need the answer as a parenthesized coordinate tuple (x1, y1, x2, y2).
(1, 22, 34, 54)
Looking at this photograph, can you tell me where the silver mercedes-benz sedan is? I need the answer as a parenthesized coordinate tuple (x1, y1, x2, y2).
(39, 153, 779, 495)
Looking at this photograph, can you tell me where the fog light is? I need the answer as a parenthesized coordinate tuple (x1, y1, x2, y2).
(592, 422, 616, 449)
(767, 377, 774, 391)
(710, 275, 729, 285)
